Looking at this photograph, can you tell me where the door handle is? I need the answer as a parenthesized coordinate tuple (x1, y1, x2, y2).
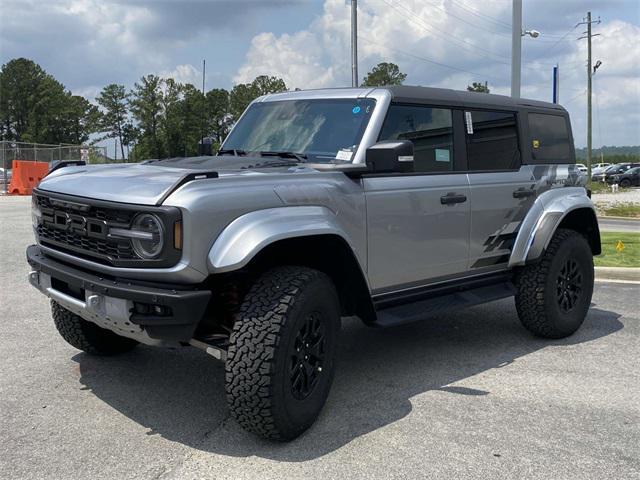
(513, 188, 534, 199)
(440, 193, 467, 205)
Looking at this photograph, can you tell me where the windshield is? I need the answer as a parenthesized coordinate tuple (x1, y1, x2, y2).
(222, 98, 376, 163)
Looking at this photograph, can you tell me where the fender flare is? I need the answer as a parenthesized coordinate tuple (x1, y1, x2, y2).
(207, 206, 357, 273)
(509, 187, 597, 267)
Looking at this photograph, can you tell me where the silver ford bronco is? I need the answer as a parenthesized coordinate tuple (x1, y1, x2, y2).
(27, 86, 600, 440)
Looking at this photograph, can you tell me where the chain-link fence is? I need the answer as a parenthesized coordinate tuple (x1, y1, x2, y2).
(1, 141, 110, 192)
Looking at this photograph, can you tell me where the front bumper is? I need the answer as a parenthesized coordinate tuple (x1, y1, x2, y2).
(27, 245, 211, 345)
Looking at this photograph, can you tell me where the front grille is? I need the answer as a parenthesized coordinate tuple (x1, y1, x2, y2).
(33, 191, 182, 268)
(37, 224, 134, 261)
(35, 193, 138, 264)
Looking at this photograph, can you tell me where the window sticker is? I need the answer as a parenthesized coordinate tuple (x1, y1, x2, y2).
(352, 106, 361, 114)
(435, 149, 451, 162)
(336, 149, 353, 161)
(532, 139, 540, 149)
(465, 111, 474, 134)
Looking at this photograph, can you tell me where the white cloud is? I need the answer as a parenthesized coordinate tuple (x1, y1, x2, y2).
(234, 0, 640, 147)
(160, 64, 202, 86)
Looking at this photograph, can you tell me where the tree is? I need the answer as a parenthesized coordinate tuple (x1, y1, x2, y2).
(96, 84, 130, 159)
(206, 88, 231, 147)
(0, 58, 49, 140)
(467, 81, 490, 93)
(0, 58, 98, 145)
(129, 75, 165, 159)
(61, 94, 100, 145)
(251, 75, 287, 97)
(361, 62, 407, 87)
(160, 78, 184, 157)
(229, 75, 287, 120)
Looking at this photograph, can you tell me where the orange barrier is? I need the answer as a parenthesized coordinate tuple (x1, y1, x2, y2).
(7, 160, 49, 195)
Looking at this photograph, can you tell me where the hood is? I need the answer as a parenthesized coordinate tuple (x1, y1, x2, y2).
(36, 156, 307, 205)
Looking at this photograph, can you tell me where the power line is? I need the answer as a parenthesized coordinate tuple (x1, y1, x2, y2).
(358, 35, 505, 82)
(450, 0, 575, 42)
(381, 0, 575, 70)
(448, 0, 511, 29)
(564, 89, 587, 105)
(420, 0, 513, 37)
(536, 23, 580, 59)
(380, 0, 511, 64)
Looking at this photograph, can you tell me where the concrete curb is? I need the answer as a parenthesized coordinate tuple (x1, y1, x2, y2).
(595, 266, 640, 283)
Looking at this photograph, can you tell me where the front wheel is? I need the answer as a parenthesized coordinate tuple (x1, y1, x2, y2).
(514, 229, 594, 339)
(225, 266, 340, 441)
(52, 301, 139, 355)
(619, 179, 631, 188)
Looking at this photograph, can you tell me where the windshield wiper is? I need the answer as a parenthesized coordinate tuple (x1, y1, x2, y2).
(257, 151, 308, 162)
(217, 148, 247, 156)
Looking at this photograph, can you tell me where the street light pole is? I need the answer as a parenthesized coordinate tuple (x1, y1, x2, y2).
(511, 0, 522, 98)
(351, 0, 358, 87)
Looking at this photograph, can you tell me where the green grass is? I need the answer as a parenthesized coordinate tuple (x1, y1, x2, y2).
(594, 232, 640, 268)
(589, 182, 610, 194)
(598, 203, 640, 219)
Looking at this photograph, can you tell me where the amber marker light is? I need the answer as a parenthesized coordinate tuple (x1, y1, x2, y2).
(174, 221, 182, 250)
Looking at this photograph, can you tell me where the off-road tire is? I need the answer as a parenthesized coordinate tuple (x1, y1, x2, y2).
(51, 301, 139, 355)
(514, 228, 594, 339)
(225, 266, 340, 441)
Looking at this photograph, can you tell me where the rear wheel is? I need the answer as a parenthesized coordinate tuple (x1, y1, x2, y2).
(51, 301, 139, 355)
(619, 178, 631, 188)
(514, 229, 594, 339)
(225, 266, 340, 441)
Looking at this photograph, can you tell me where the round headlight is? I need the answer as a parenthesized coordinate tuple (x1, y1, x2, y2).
(131, 214, 164, 259)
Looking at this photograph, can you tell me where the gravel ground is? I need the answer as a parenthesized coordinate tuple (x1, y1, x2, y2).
(592, 188, 640, 207)
(1, 195, 639, 480)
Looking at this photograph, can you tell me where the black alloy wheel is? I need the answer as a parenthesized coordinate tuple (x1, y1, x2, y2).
(556, 258, 583, 313)
(290, 312, 326, 400)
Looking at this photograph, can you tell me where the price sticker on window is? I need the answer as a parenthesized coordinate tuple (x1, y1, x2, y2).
(465, 111, 474, 134)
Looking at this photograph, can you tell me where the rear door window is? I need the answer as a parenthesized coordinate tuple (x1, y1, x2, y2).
(465, 110, 520, 170)
(528, 113, 572, 163)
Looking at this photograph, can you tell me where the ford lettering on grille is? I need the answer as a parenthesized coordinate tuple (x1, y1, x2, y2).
(43, 210, 109, 240)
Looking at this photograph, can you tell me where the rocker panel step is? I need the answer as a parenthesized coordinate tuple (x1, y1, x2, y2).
(371, 280, 515, 328)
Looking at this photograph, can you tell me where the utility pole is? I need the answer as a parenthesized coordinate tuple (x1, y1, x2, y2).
(351, 0, 358, 87)
(578, 12, 600, 185)
(511, 0, 522, 98)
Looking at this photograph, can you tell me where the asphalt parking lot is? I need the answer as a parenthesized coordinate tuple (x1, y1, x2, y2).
(1, 195, 639, 480)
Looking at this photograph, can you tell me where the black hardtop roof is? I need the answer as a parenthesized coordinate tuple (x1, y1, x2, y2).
(383, 85, 565, 112)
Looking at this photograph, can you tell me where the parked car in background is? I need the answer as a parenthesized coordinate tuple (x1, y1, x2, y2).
(0, 167, 12, 185)
(593, 163, 640, 182)
(606, 166, 640, 188)
(591, 163, 611, 176)
(593, 162, 611, 170)
(576, 163, 588, 173)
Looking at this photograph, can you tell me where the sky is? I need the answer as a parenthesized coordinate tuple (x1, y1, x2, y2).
(1, 0, 639, 155)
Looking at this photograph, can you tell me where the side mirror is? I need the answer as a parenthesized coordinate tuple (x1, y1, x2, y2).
(365, 140, 414, 173)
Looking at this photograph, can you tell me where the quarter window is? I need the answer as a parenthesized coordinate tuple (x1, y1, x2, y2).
(528, 113, 572, 163)
(379, 105, 454, 173)
(465, 110, 520, 171)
